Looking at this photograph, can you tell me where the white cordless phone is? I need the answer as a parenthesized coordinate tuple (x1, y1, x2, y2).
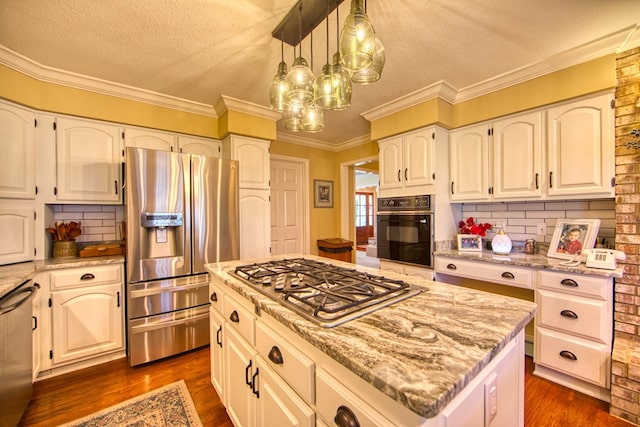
(582, 249, 626, 270)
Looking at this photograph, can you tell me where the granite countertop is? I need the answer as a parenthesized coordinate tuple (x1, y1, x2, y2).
(0, 255, 125, 298)
(206, 255, 537, 419)
(434, 249, 624, 278)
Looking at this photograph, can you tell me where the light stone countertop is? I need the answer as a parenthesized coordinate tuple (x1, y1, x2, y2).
(0, 255, 125, 298)
(434, 249, 624, 278)
(206, 254, 537, 419)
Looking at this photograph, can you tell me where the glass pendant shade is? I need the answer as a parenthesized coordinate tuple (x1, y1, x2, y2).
(285, 56, 315, 109)
(283, 104, 302, 131)
(351, 37, 385, 84)
(314, 64, 338, 108)
(331, 53, 352, 110)
(301, 103, 325, 132)
(269, 61, 289, 111)
(339, 0, 375, 73)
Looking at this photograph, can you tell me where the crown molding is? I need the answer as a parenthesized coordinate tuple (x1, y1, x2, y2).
(0, 44, 218, 117)
(361, 80, 457, 122)
(215, 95, 281, 121)
(278, 131, 371, 152)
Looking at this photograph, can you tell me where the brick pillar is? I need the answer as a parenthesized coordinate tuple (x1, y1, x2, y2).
(611, 47, 640, 425)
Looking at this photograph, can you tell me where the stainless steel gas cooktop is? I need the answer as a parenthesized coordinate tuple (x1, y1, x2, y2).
(230, 258, 426, 327)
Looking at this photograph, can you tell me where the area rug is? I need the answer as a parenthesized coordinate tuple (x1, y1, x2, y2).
(58, 380, 203, 427)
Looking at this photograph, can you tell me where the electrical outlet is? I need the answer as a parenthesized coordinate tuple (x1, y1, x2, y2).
(536, 223, 546, 236)
(485, 373, 498, 425)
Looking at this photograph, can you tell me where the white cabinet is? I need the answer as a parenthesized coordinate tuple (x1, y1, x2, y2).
(48, 264, 125, 366)
(546, 93, 614, 198)
(0, 101, 36, 199)
(224, 135, 271, 258)
(435, 256, 534, 290)
(449, 111, 543, 202)
(210, 302, 225, 400)
(0, 201, 35, 265)
(178, 135, 221, 157)
(225, 325, 257, 427)
(32, 281, 42, 381)
(55, 117, 123, 203)
(379, 259, 435, 280)
(534, 270, 613, 401)
(379, 127, 436, 195)
(124, 127, 176, 151)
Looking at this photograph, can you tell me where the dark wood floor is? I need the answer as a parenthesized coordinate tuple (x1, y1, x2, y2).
(19, 347, 633, 426)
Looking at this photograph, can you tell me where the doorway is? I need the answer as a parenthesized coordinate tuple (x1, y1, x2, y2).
(350, 160, 380, 268)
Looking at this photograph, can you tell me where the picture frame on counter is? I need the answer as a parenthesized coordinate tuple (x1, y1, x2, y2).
(314, 179, 333, 208)
(457, 234, 482, 252)
(547, 218, 601, 260)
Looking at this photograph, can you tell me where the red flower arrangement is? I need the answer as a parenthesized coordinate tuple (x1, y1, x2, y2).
(458, 217, 492, 237)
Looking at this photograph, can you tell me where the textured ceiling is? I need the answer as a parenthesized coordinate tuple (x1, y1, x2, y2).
(1, 0, 639, 147)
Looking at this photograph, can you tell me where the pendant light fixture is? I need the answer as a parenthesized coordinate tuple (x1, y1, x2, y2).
(302, 29, 325, 132)
(269, 36, 288, 111)
(313, 0, 338, 109)
(331, 4, 352, 110)
(284, 3, 316, 109)
(351, 0, 384, 84)
(339, 0, 375, 73)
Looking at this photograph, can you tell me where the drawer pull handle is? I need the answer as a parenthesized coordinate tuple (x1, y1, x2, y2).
(245, 359, 253, 386)
(335, 405, 360, 427)
(559, 350, 577, 361)
(446, 264, 457, 270)
(560, 278, 578, 287)
(501, 272, 515, 279)
(216, 326, 222, 347)
(268, 346, 284, 365)
(210, 292, 218, 302)
(560, 309, 578, 319)
(229, 310, 239, 323)
(80, 273, 95, 281)
(251, 368, 260, 398)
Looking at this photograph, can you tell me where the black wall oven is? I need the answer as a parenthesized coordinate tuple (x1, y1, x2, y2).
(377, 195, 434, 268)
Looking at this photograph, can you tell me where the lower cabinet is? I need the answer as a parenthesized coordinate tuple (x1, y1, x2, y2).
(379, 259, 435, 280)
(32, 282, 41, 381)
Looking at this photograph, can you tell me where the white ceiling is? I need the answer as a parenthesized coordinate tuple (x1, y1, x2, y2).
(1, 0, 639, 149)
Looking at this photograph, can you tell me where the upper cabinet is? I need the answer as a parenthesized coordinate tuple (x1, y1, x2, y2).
(123, 127, 176, 152)
(379, 127, 436, 196)
(177, 135, 221, 157)
(546, 93, 614, 198)
(449, 92, 613, 203)
(0, 102, 36, 199)
(224, 135, 271, 190)
(55, 117, 123, 204)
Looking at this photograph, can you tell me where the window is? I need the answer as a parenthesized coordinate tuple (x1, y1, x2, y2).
(355, 192, 374, 227)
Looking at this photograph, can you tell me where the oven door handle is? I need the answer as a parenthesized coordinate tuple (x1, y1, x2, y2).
(377, 211, 433, 216)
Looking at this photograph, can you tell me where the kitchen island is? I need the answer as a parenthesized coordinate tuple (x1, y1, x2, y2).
(207, 255, 536, 426)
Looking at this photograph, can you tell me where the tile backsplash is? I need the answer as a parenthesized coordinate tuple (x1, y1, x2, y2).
(49, 204, 125, 243)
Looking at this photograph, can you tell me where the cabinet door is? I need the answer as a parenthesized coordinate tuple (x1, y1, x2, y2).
(210, 307, 225, 402)
(227, 135, 270, 190)
(0, 102, 36, 199)
(0, 201, 34, 265)
(492, 111, 543, 199)
(225, 327, 256, 427)
(255, 358, 315, 427)
(449, 123, 490, 201)
(239, 188, 271, 259)
(51, 282, 124, 365)
(547, 94, 614, 197)
(56, 117, 122, 203)
(124, 127, 176, 151)
(403, 128, 435, 188)
(32, 286, 41, 381)
(378, 136, 403, 190)
(178, 135, 221, 157)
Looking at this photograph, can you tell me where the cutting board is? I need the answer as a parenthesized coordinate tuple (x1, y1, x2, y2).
(79, 243, 123, 257)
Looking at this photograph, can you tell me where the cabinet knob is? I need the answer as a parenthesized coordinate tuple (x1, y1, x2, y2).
(268, 346, 284, 365)
(335, 405, 360, 427)
(210, 292, 218, 302)
(501, 272, 515, 279)
(80, 273, 95, 281)
(559, 350, 577, 361)
(446, 263, 457, 270)
(560, 309, 578, 319)
(560, 278, 579, 287)
(229, 310, 239, 323)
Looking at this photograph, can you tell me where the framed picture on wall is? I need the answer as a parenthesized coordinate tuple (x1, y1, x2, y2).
(547, 218, 601, 260)
(314, 179, 333, 208)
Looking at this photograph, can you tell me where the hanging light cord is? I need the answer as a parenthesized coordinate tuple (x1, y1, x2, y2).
(325, 0, 329, 64)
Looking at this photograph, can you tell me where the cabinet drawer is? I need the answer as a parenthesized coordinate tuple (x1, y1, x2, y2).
(255, 322, 315, 404)
(435, 257, 534, 289)
(316, 369, 395, 427)
(209, 281, 224, 314)
(535, 328, 610, 387)
(537, 270, 611, 300)
(50, 264, 122, 290)
(223, 293, 255, 345)
(536, 289, 610, 344)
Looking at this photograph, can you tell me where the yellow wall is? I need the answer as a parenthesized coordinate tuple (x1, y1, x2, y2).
(221, 109, 277, 141)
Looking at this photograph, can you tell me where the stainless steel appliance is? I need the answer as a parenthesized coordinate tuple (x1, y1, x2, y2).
(126, 147, 239, 366)
(231, 258, 424, 327)
(376, 195, 434, 268)
(0, 279, 39, 427)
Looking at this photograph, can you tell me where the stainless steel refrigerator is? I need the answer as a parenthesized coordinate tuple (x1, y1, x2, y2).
(125, 147, 239, 366)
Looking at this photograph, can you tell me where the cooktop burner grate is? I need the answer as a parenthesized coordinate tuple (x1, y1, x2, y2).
(230, 258, 426, 327)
